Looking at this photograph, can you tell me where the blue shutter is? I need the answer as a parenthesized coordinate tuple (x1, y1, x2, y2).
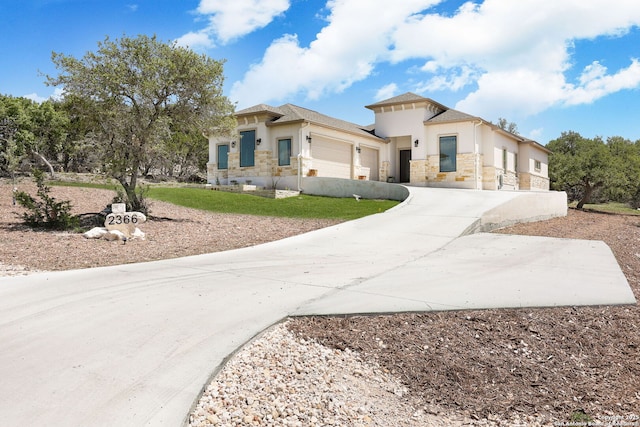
(240, 130, 255, 167)
(217, 144, 229, 169)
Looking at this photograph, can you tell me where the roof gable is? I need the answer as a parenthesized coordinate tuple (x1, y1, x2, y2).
(426, 109, 479, 124)
(238, 103, 381, 140)
(365, 92, 449, 112)
(235, 104, 284, 117)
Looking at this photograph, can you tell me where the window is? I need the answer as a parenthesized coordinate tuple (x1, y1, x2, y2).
(217, 144, 229, 170)
(439, 136, 457, 172)
(514, 153, 518, 173)
(240, 130, 255, 167)
(502, 148, 507, 171)
(278, 138, 291, 166)
(534, 159, 541, 172)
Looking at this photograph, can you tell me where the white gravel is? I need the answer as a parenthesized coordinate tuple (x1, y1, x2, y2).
(187, 321, 547, 427)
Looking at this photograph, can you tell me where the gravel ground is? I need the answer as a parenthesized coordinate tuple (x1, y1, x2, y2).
(2, 181, 638, 426)
(0, 181, 339, 273)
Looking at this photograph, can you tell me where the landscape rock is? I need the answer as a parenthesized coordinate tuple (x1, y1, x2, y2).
(83, 227, 108, 239)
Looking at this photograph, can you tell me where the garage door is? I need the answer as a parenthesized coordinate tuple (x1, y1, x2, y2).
(360, 146, 379, 181)
(312, 138, 352, 179)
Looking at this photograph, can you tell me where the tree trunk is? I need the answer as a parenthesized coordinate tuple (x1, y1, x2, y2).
(576, 183, 593, 209)
(32, 151, 55, 179)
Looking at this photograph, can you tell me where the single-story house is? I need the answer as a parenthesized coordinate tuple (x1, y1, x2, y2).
(207, 92, 550, 191)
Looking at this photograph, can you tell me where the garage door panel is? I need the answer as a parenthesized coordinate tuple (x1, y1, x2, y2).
(313, 139, 352, 179)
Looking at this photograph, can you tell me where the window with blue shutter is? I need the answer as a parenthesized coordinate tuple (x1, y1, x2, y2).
(217, 144, 229, 169)
(240, 130, 255, 167)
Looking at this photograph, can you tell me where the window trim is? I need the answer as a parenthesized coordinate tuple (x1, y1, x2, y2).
(278, 138, 292, 166)
(502, 148, 508, 172)
(239, 130, 256, 168)
(439, 135, 457, 173)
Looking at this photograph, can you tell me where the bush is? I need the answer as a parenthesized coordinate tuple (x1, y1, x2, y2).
(111, 184, 150, 215)
(15, 169, 79, 230)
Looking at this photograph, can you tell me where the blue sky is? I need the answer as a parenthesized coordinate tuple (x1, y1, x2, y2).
(2, 0, 640, 145)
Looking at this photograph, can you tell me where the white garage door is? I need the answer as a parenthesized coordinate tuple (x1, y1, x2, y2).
(312, 139, 352, 179)
(360, 146, 379, 181)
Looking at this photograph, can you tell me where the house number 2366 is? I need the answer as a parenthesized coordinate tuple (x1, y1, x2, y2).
(106, 213, 141, 226)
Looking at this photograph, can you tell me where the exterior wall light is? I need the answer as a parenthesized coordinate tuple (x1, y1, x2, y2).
(414, 139, 419, 147)
(306, 135, 312, 143)
(231, 141, 236, 148)
(356, 146, 361, 153)
(256, 138, 262, 145)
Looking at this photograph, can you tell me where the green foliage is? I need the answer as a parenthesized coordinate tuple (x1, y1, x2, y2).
(568, 201, 640, 215)
(570, 410, 593, 423)
(547, 131, 640, 209)
(496, 117, 519, 135)
(46, 34, 237, 212)
(547, 131, 623, 208)
(146, 187, 399, 220)
(0, 95, 69, 178)
(15, 169, 79, 229)
(112, 184, 151, 216)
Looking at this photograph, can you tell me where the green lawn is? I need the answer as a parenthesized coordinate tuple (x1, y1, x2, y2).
(147, 187, 399, 220)
(569, 201, 640, 215)
(50, 181, 400, 220)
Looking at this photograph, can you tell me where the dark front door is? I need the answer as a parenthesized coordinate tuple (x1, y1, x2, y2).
(399, 149, 411, 183)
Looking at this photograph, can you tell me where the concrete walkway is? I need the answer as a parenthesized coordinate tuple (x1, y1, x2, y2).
(0, 187, 634, 426)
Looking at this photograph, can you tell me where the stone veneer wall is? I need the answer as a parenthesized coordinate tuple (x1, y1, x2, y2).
(411, 153, 479, 186)
(483, 167, 518, 190)
(519, 172, 550, 191)
(380, 161, 390, 182)
(211, 151, 308, 183)
(501, 170, 518, 190)
(482, 166, 497, 190)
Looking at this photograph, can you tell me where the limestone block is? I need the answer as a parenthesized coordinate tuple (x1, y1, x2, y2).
(111, 203, 126, 213)
(103, 230, 126, 241)
(83, 227, 108, 239)
(105, 212, 147, 238)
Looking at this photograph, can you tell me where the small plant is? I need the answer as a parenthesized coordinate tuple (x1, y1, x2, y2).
(15, 169, 79, 230)
(570, 410, 593, 423)
(112, 184, 150, 215)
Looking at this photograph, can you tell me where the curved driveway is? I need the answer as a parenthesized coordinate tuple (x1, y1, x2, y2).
(0, 187, 634, 426)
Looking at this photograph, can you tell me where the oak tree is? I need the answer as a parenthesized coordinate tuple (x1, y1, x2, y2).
(47, 34, 236, 212)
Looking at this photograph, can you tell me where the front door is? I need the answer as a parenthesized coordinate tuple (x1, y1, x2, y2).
(399, 149, 411, 183)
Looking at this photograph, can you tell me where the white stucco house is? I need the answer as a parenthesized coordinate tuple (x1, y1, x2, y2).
(207, 92, 550, 191)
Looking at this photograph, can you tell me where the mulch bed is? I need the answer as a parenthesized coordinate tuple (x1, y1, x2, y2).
(288, 209, 640, 423)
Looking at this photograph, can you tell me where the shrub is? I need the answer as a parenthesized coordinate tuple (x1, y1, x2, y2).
(15, 169, 79, 230)
(111, 184, 150, 215)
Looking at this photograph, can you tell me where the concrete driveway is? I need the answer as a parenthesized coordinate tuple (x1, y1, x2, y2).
(0, 187, 634, 426)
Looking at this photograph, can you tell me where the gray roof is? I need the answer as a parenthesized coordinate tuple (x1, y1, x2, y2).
(365, 92, 449, 112)
(235, 104, 284, 116)
(426, 108, 479, 124)
(236, 102, 381, 140)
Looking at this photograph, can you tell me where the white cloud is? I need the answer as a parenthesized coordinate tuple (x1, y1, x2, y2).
(23, 93, 47, 103)
(180, 0, 291, 46)
(231, 0, 438, 107)
(175, 31, 215, 50)
(127, 4, 138, 12)
(527, 128, 544, 141)
(415, 65, 478, 92)
(564, 59, 640, 105)
(228, 0, 640, 116)
(390, 0, 640, 117)
(374, 83, 399, 101)
(23, 88, 64, 103)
